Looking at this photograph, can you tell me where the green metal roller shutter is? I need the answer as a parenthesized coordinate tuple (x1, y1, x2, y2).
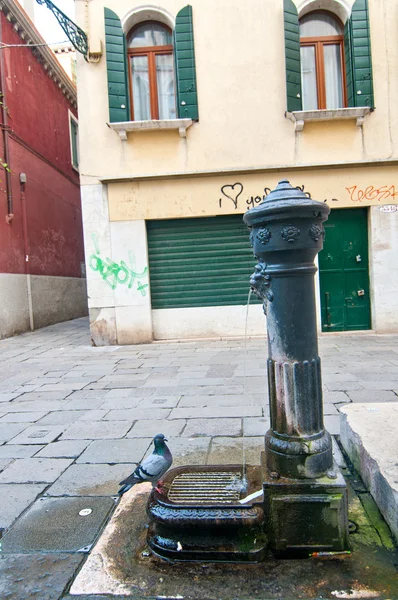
(104, 8, 130, 123)
(284, 0, 302, 112)
(147, 216, 259, 309)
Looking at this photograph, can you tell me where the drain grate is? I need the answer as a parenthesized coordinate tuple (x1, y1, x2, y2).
(167, 471, 243, 504)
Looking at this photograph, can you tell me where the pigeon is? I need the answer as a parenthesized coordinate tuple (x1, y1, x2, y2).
(118, 433, 173, 496)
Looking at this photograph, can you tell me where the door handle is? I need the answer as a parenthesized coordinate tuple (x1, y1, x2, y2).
(357, 289, 365, 296)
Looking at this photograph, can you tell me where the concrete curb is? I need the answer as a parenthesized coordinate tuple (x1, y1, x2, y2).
(340, 402, 398, 543)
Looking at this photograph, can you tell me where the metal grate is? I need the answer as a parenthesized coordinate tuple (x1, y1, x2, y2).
(167, 471, 243, 505)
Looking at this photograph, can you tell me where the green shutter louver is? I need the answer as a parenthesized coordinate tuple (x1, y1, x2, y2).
(344, 0, 374, 109)
(174, 5, 199, 121)
(147, 216, 260, 309)
(104, 8, 130, 122)
(284, 0, 302, 112)
(344, 18, 354, 107)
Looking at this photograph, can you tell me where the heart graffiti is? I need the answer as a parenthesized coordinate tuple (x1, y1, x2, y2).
(219, 183, 244, 209)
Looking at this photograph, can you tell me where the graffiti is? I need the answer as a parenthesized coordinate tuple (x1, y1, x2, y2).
(346, 185, 398, 203)
(295, 184, 311, 198)
(295, 185, 338, 203)
(89, 234, 148, 295)
(218, 182, 339, 209)
(246, 188, 271, 209)
(218, 183, 271, 210)
(219, 183, 243, 209)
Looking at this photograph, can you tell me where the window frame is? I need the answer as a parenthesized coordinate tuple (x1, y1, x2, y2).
(300, 12, 347, 110)
(68, 110, 79, 171)
(127, 21, 176, 121)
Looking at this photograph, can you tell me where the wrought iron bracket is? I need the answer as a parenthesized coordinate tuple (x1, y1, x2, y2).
(36, 0, 88, 57)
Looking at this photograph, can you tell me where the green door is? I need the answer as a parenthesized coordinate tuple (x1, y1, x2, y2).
(319, 208, 371, 331)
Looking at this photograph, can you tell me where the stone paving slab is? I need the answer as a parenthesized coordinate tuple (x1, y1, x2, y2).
(243, 417, 271, 436)
(4, 400, 68, 413)
(323, 414, 341, 435)
(35, 411, 89, 425)
(346, 389, 398, 402)
(1, 496, 115, 553)
(126, 419, 186, 438)
(0, 423, 33, 442)
(0, 444, 44, 458)
(102, 407, 171, 420)
(207, 436, 263, 465)
(0, 392, 21, 403)
(61, 398, 106, 411)
(60, 421, 132, 440)
(0, 483, 47, 530)
(0, 458, 73, 484)
(35, 440, 90, 459)
(12, 391, 71, 401)
(0, 458, 13, 472)
(0, 553, 84, 600)
(0, 411, 49, 423)
(76, 438, 152, 464)
(45, 464, 131, 496)
(137, 395, 181, 408)
(183, 417, 242, 437)
(178, 394, 260, 407)
(8, 425, 66, 445)
(166, 437, 211, 467)
(169, 405, 263, 419)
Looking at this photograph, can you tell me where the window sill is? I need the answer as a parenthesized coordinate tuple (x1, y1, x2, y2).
(285, 107, 371, 132)
(108, 118, 193, 141)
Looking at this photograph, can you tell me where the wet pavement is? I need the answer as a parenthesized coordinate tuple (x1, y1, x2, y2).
(0, 317, 397, 599)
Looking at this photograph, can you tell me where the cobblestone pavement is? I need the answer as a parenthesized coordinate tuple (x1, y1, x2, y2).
(0, 317, 397, 599)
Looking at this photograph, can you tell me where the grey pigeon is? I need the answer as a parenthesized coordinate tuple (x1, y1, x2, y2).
(118, 433, 172, 496)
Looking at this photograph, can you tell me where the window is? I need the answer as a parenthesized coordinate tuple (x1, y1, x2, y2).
(69, 113, 79, 170)
(283, 0, 374, 115)
(104, 6, 199, 125)
(299, 11, 345, 110)
(127, 22, 176, 121)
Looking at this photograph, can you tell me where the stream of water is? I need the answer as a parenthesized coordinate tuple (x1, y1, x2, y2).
(240, 287, 253, 494)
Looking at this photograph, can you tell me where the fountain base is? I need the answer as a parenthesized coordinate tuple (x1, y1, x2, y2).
(261, 453, 349, 557)
(147, 459, 349, 561)
(146, 465, 267, 562)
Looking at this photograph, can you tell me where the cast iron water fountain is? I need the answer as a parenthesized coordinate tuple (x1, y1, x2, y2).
(147, 180, 349, 560)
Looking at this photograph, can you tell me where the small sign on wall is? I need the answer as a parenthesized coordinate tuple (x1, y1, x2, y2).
(379, 205, 397, 213)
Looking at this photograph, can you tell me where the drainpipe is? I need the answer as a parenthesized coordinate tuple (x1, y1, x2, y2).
(0, 14, 13, 224)
(20, 173, 34, 331)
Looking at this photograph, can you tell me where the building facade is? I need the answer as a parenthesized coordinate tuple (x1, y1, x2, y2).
(75, 0, 398, 345)
(0, 0, 87, 339)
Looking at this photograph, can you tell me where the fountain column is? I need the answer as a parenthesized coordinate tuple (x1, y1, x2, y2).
(244, 180, 348, 555)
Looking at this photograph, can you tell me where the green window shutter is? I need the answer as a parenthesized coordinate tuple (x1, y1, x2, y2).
(284, 0, 302, 112)
(147, 216, 260, 309)
(174, 5, 199, 121)
(104, 7, 130, 122)
(70, 118, 79, 169)
(344, 18, 354, 107)
(346, 0, 374, 108)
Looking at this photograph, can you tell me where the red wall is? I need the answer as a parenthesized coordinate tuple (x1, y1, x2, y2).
(0, 11, 84, 278)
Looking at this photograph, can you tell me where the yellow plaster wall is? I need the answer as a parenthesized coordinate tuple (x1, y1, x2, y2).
(75, 0, 398, 186)
(108, 166, 398, 221)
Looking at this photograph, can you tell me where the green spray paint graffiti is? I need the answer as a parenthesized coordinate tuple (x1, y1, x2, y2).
(89, 234, 149, 295)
